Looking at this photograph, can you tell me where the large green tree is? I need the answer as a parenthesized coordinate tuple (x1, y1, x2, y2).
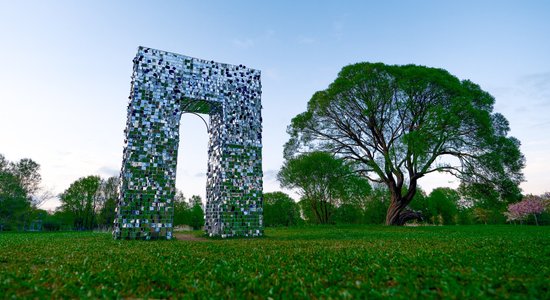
(285, 62, 524, 225)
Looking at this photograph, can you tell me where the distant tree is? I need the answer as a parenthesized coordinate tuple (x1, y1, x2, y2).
(335, 174, 372, 210)
(1, 154, 53, 210)
(51, 210, 75, 230)
(333, 203, 363, 224)
(42, 210, 63, 231)
(97, 176, 119, 229)
(362, 184, 390, 224)
(505, 195, 547, 225)
(0, 171, 30, 230)
(458, 182, 511, 224)
(8, 158, 41, 197)
(297, 198, 323, 224)
(539, 193, 550, 225)
(285, 62, 525, 225)
(189, 195, 204, 230)
(189, 195, 202, 208)
(0, 154, 8, 171)
(0, 154, 44, 230)
(263, 192, 301, 227)
(27, 208, 49, 231)
(31, 189, 56, 209)
(278, 151, 366, 224)
(472, 207, 492, 225)
(410, 187, 459, 225)
(59, 175, 101, 230)
(173, 190, 190, 227)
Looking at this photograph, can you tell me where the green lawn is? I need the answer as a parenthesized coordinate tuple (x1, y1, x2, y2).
(0, 225, 549, 299)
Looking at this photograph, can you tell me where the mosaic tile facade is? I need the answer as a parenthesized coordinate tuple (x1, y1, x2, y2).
(113, 46, 263, 239)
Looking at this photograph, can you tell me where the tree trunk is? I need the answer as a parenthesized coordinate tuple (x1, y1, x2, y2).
(385, 197, 403, 225)
(385, 195, 423, 225)
(384, 177, 423, 225)
(310, 199, 322, 224)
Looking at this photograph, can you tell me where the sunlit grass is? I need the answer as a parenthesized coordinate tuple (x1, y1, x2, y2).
(0, 225, 548, 299)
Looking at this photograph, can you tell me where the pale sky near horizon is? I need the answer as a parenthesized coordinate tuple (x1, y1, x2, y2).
(0, 1, 549, 210)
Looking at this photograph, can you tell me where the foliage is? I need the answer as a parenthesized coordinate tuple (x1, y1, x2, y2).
(278, 151, 370, 224)
(333, 172, 372, 207)
(41, 211, 63, 231)
(172, 191, 204, 230)
(8, 158, 41, 197)
(362, 184, 390, 224)
(505, 195, 548, 225)
(363, 198, 388, 224)
(410, 187, 459, 225)
(455, 207, 475, 225)
(59, 175, 101, 230)
(0, 156, 113, 232)
(97, 176, 118, 229)
(458, 181, 521, 225)
(173, 191, 191, 227)
(0, 153, 42, 230)
(189, 197, 205, 230)
(53, 176, 121, 230)
(0, 226, 549, 299)
(297, 198, 320, 224)
(263, 192, 302, 227)
(0, 154, 7, 170)
(0, 171, 30, 230)
(284, 62, 525, 225)
(332, 203, 363, 224)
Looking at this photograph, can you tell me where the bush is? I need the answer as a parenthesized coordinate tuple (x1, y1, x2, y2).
(363, 199, 388, 224)
(264, 192, 302, 227)
(333, 204, 363, 224)
(410, 188, 459, 225)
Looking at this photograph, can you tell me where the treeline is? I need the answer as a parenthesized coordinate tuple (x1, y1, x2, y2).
(264, 151, 550, 227)
(264, 187, 550, 227)
(3, 150, 548, 231)
(44, 175, 205, 231)
(0, 154, 49, 231)
(0, 172, 121, 232)
(1, 153, 205, 231)
(52, 175, 118, 231)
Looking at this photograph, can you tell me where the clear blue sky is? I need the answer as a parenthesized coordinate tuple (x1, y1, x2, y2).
(1, 1, 549, 210)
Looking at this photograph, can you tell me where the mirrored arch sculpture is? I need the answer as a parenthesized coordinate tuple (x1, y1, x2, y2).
(114, 47, 263, 239)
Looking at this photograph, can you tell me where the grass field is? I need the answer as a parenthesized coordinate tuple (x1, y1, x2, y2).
(1, 225, 549, 299)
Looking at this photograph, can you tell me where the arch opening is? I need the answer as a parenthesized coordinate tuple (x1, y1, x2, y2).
(175, 113, 209, 206)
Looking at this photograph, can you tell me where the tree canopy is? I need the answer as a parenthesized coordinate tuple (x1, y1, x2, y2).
(285, 62, 525, 225)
